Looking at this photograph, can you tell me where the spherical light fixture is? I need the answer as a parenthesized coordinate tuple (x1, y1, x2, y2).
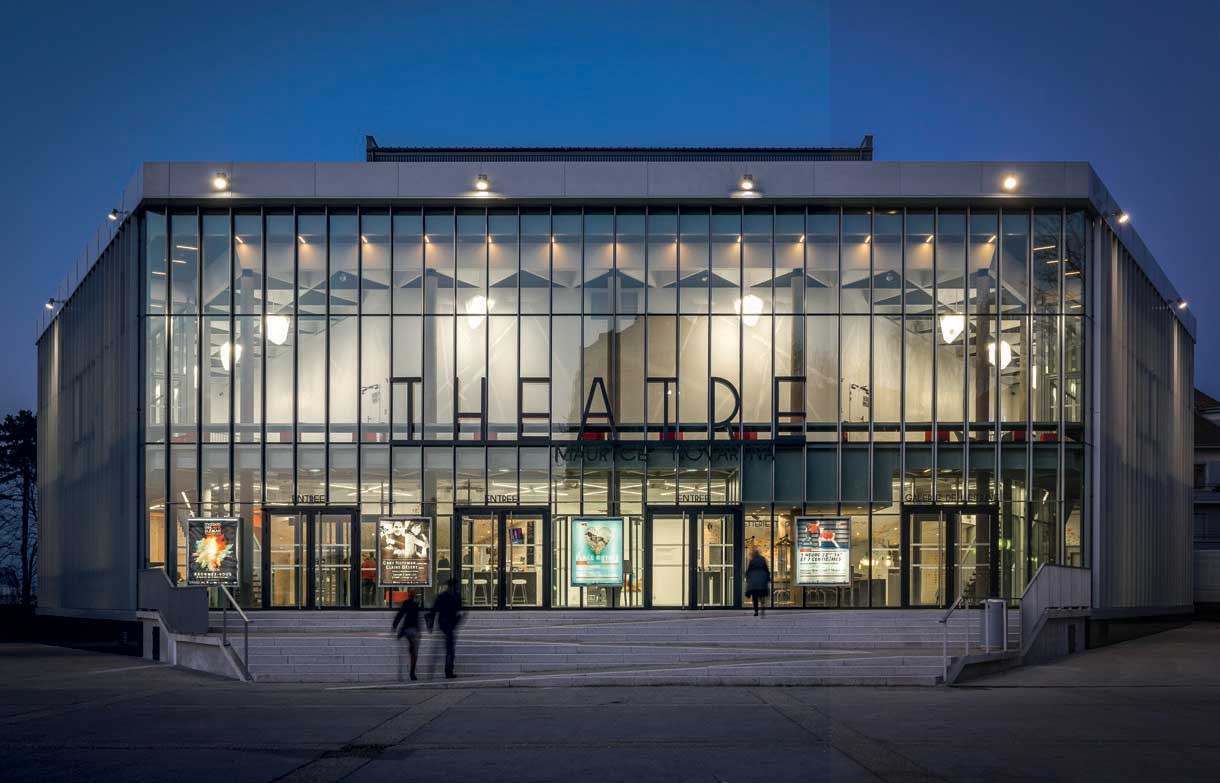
(739, 174, 755, 191)
(465, 294, 494, 329)
(1001, 175, 1018, 191)
(212, 172, 230, 191)
(475, 174, 490, 192)
(939, 314, 965, 344)
(987, 339, 1013, 370)
(219, 341, 242, 372)
(734, 294, 764, 327)
(264, 314, 291, 346)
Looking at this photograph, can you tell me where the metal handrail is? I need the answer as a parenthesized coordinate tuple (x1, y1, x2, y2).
(218, 585, 252, 679)
(937, 595, 969, 684)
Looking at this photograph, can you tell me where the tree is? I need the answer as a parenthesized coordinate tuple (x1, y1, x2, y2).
(0, 411, 37, 606)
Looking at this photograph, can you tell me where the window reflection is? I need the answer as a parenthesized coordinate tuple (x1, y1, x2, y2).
(139, 202, 1091, 605)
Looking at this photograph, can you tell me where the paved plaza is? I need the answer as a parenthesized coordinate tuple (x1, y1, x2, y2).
(1, 623, 1217, 782)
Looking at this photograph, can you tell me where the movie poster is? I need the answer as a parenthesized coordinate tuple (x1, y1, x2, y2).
(187, 517, 240, 587)
(793, 516, 851, 587)
(378, 517, 433, 587)
(570, 517, 624, 586)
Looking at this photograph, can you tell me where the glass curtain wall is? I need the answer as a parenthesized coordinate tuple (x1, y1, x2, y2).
(141, 205, 1090, 607)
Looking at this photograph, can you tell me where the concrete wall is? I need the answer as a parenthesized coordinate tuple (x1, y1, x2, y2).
(1093, 225, 1195, 614)
(36, 218, 140, 612)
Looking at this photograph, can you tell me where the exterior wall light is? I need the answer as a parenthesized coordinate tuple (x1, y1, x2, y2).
(108, 208, 129, 222)
(475, 174, 490, 192)
(1114, 210, 1130, 224)
(739, 174, 755, 191)
(1001, 175, 1018, 191)
(1177, 300, 1188, 310)
(212, 172, 230, 191)
(45, 298, 55, 310)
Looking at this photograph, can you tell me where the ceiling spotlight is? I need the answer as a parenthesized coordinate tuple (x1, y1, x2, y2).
(475, 174, 490, 192)
(212, 172, 229, 191)
(739, 174, 755, 191)
(1114, 210, 1130, 224)
(1001, 175, 1018, 191)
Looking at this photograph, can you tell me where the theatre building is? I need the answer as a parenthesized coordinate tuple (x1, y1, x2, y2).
(36, 142, 1195, 627)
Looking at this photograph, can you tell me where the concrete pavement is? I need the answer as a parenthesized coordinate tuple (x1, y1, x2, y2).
(1, 623, 1218, 782)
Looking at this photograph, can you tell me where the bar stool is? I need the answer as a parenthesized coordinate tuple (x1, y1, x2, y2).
(473, 578, 490, 605)
(510, 578, 528, 605)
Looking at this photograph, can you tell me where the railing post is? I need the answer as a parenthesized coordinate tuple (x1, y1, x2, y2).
(942, 622, 948, 683)
(221, 599, 227, 647)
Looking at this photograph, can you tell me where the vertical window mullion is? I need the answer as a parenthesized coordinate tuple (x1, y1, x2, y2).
(228, 208, 236, 510)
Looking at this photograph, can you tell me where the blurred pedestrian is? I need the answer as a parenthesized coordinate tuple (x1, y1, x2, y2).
(392, 590, 421, 681)
(745, 548, 770, 617)
(427, 578, 463, 679)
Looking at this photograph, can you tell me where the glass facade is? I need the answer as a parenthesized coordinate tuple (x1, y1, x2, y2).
(141, 205, 1091, 609)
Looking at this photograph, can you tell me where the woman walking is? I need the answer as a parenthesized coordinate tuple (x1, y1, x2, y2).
(745, 548, 770, 617)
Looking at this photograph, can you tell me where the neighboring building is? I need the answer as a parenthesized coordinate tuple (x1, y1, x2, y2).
(35, 141, 1194, 631)
(1193, 389, 1220, 607)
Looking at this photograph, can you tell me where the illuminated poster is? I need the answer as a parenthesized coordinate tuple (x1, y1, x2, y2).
(571, 517, 624, 586)
(793, 516, 851, 587)
(378, 517, 433, 587)
(187, 517, 240, 587)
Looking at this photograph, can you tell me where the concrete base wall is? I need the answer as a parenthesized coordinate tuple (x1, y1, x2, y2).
(1024, 617, 1087, 665)
(139, 612, 247, 681)
(1194, 550, 1220, 604)
(1087, 615, 1193, 648)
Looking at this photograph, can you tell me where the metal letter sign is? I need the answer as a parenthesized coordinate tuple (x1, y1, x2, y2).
(187, 517, 240, 587)
(792, 516, 851, 588)
(377, 517, 433, 587)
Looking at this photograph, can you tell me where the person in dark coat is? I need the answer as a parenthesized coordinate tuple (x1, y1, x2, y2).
(426, 579, 463, 678)
(392, 590, 421, 681)
(745, 548, 771, 617)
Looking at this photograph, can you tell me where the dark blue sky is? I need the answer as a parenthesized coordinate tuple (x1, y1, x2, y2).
(2, 1, 1217, 412)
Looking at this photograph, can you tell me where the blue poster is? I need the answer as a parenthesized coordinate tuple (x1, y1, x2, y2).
(570, 517, 625, 586)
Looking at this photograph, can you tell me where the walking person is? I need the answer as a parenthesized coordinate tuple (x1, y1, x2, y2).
(745, 548, 770, 617)
(427, 578, 463, 679)
(391, 590, 422, 681)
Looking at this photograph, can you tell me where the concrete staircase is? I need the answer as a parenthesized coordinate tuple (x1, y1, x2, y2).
(210, 610, 1020, 686)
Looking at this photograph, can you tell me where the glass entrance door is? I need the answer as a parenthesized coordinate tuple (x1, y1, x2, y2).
(314, 514, 353, 607)
(649, 514, 688, 608)
(264, 508, 357, 608)
(906, 512, 946, 607)
(269, 513, 306, 608)
(455, 508, 549, 609)
(697, 512, 736, 607)
(646, 508, 742, 609)
(901, 506, 999, 608)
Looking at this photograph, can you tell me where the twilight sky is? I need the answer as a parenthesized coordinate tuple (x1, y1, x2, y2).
(1, 1, 1217, 413)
